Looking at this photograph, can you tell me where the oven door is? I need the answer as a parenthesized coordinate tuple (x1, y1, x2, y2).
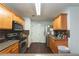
(19, 40, 27, 53)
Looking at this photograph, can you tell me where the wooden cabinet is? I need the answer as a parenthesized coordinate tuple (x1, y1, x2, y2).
(0, 4, 24, 29)
(48, 37, 58, 53)
(0, 42, 19, 54)
(2, 15, 13, 29)
(0, 18, 3, 29)
(12, 14, 24, 26)
(52, 13, 67, 30)
(10, 42, 19, 53)
(0, 4, 13, 29)
(48, 36, 68, 53)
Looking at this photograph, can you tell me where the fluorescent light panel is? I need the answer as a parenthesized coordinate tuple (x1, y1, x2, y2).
(35, 3, 41, 15)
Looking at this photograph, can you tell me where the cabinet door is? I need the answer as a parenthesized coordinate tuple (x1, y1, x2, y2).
(56, 16, 61, 29)
(11, 42, 19, 53)
(49, 39, 58, 53)
(53, 16, 61, 30)
(2, 15, 12, 29)
(53, 14, 67, 30)
(13, 15, 24, 26)
(0, 5, 13, 29)
(61, 14, 67, 30)
(0, 47, 12, 54)
(0, 42, 19, 54)
(0, 16, 3, 29)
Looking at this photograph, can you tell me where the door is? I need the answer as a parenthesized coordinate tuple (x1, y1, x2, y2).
(31, 23, 45, 43)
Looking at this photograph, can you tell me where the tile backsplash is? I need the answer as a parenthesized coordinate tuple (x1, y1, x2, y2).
(0, 30, 12, 39)
(0, 31, 6, 39)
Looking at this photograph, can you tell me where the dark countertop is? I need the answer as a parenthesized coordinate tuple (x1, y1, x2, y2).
(0, 40, 19, 51)
(48, 35, 68, 40)
(48, 35, 59, 40)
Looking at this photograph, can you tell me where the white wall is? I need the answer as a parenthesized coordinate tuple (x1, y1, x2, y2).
(68, 7, 79, 54)
(23, 17, 32, 47)
(62, 7, 79, 54)
(58, 8, 79, 54)
(31, 20, 51, 43)
(24, 17, 31, 30)
(23, 7, 79, 53)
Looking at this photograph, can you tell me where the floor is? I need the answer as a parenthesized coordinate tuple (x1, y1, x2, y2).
(26, 43, 53, 54)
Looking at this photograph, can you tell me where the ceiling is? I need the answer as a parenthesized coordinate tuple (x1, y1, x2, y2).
(5, 3, 79, 21)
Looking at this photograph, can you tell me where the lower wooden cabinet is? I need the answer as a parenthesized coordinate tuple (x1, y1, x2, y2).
(49, 39, 58, 53)
(48, 36, 68, 53)
(0, 42, 19, 54)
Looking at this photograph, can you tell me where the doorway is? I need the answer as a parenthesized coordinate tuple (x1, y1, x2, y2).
(31, 22, 45, 43)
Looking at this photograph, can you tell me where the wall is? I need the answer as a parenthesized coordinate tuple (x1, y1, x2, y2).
(58, 8, 79, 54)
(31, 20, 51, 43)
(23, 17, 51, 46)
(68, 7, 79, 54)
(23, 17, 31, 47)
(24, 17, 31, 30)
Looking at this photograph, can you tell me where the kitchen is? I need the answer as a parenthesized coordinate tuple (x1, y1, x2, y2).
(0, 4, 28, 54)
(0, 3, 79, 55)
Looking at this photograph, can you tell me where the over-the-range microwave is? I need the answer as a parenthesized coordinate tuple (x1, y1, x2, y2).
(12, 21, 23, 31)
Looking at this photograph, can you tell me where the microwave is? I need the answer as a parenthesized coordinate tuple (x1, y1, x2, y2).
(12, 21, 23, 31)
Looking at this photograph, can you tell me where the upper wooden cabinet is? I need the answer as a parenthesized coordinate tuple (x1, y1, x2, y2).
(0, 4, 24, 29)
(52, 13, 67, 30)
(0, 4, 13, 29)
(12, 14, 24, 26)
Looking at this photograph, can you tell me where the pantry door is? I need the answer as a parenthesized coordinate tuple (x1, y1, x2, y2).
(31, 23, 45, 43)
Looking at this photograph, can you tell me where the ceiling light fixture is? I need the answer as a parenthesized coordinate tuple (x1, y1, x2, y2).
(35, 3, 41, 16)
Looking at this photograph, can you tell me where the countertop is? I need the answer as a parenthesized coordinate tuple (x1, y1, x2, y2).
(48, 35, 68, 46)
(48, 35, 59, 40)
(0, 40, 19, 51)
(48, 35, 55, 39)
(48, 35, 68, 40)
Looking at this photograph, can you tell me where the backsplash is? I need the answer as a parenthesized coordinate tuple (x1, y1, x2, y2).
(53, 30, 70, 40)
(0, 31, 6, 39)
(0, 30, 14, 39)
